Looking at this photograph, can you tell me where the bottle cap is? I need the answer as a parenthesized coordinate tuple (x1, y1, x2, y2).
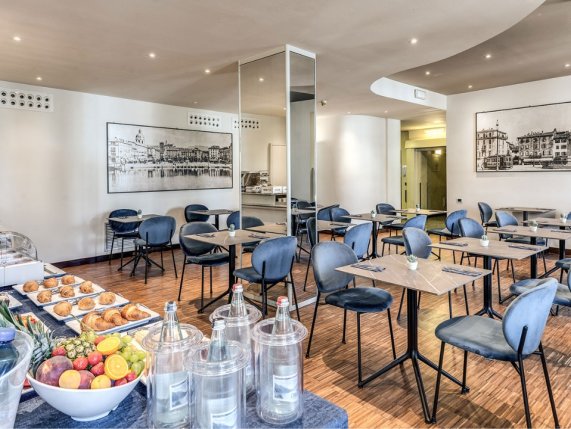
(276, 296, 289, 307)
(232, 283, 243, 293)
(0, 327, 16, 342)
(164, 301, 177, 312)
(212, 318, 226, 330)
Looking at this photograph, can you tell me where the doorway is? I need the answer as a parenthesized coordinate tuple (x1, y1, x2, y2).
(416, 147, 446, 210)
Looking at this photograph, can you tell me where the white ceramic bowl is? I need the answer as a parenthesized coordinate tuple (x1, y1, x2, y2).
(27, 372, 142, 421)
(480, 239, 490, 247)
(407, 261, 418, 271)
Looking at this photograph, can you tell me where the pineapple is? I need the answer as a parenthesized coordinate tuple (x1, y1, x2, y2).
(0, 302, 57, 373)
(56, 332, 96, 360)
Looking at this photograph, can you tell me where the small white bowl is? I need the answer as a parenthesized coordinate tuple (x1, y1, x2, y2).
(529, 226, 538, 232)
(228, 230, 236, 237)
(27, 372, 142, 421)
(480, 240, 490, 247)
(370, 213, 377, 218)
(407, 261, 418, 271)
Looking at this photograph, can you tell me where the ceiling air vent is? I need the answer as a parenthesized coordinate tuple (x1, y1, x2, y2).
(188, 112, 222, 129)
(0, 87, 54, 112)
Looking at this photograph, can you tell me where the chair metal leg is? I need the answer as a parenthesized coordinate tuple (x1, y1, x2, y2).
(305, 292, 320, 358)
(120, 238, 125, 269)
(463, 285, 470, 315)
(342, 309, 347, 344)
(170, 241, 178, 278)
(160, 249, 164, 271)
(417, 292, 422, 309)
(496, 259, 503, 304)
(290, 273, 301, 321)
(177, 260, 187, 301)
(430, 341, 446, 423)
(356, 312, 363, 384)
(510, 259, 516, 282)
(382, 242, 386, 256)
(200, 267, 205, 310)
(397, 289, 405, 320)
(538, 343, 560, 428)
(386, 308, 396, 360)
(108, 235, 115, 264)
(448, 291, 453, 319)
(144, 247, 149, 284)
(559, 269, 564, 283)
(518, 356, 532, 429)
(461, 350, 469, 393)
(303, 253, 312, 291)
(209, 267, 213, 295)
(261, 279, 267, 317)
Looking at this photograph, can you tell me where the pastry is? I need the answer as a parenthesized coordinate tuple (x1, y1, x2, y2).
(81, 312, 114, 332)
(121, 303, 150, 321)
(23, 280, 39, 292)
(53, 301, 72, 317)
(43, 278, 58, 288)
(61, 275, 76, 285)
(59, 285, 75, 298)
(37, 290, 52, 303)
(78, 297, 96, 311)
(98, 292, 116, 305)
(79, 281, 94, 294)
(102, 308, 127, 325)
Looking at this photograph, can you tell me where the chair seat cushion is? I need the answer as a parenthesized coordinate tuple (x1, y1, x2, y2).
(509, 279, 571, 307)
(325, 287, 393, 313)
(555, 258, 571, 270)
(233, 267, 262, 283)
(115, 230, 139, 238)
(427, 227, 451, 237)
(484, 221, 498, 228)
(382, 236, 404, 246)
(187, 252, 229, 266)
(135, 238, 169, 247)
(435, 316, 519, 361)
(242, 243, 258, 253)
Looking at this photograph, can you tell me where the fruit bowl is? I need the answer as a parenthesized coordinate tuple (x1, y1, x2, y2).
(27, 371, 142, 421)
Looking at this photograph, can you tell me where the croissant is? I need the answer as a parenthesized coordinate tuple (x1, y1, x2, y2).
(43, 278, 58, 288)
(102, 308, 126, 325)
(54, 301, 72, 317)
(81, 312, 114, 332)
(79, 281, 94, 294)
(77, 297, 95, 311)
(23, 280, 39, 292)
(98, 292, 116, 305)
(61, 275, 76, 285)
(37, 290, 52, 303)
(59, 285, 75, 298)
(121, 303, 150, 321)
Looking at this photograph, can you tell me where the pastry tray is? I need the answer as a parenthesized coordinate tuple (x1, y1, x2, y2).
(13, 276, 84, 295)
(25, 283, 105, 307)
(43, 293, 130, 321)
(65, 304, 160, 335)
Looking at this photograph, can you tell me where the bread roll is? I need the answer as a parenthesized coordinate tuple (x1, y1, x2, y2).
(79, 281, 94, 294)
(78, 297, 95, 311)
(98, 292, 116, 305)
(121, 303, 150, 321)
(43, 278, 58, 288)
(59, 285, 75, 298)
(37, 290, 52, 303)
(61, 275, 76, 285)
(23, 280, 39, 292)
(54, 301, 72, 317)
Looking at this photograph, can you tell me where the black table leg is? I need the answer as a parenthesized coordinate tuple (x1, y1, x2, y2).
(475, 255, 503, 319)
(198, 244, 235, 313)
(370, 222, 379, 258)
(541, 237, 565, 278)
(522, 211, 529, 222)
(530, 237, 538, 279)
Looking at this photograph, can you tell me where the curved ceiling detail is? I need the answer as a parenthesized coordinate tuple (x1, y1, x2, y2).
(0, 0, 543, 116)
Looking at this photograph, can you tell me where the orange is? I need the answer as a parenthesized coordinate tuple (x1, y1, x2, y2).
(91, 374, 112, 389)
(96, 336, 121, 356)
(104, 354, 129, 381)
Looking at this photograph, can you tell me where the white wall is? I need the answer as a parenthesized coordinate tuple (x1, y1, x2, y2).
(240, 113, 285, 175)
(316, 115, 401, 213)
(290, 100, 314, 201)
(0, 80, 239, 263)
(447, 75, 571, 222)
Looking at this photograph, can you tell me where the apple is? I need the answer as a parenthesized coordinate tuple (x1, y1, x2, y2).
(36, 356, 73, 386)
(73, 357, 88, 371)
(78, 370, 94, 389)
(114, 377, 128, 387)
(87, 351, 103, 366)
(94, 335, 106, 346)
(125, 370, 137, 382)
(51, 347, 66, 357)
(90, 362, 105, 376)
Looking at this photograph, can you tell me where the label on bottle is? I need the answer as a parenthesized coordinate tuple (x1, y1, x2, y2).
(272, 372, 298, 402)
(169, 377, 189, 411)
(210, 405, 237, 429)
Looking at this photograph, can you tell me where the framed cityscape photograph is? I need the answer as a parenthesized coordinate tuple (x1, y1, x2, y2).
(475, 101, 571, 172)
(107, 122, 233, 193)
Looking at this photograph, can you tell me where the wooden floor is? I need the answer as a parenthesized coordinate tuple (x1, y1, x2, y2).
(63, 231, 571, 428)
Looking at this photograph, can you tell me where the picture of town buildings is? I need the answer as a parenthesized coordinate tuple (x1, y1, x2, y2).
(475, 102, 571, 172)
(107, 123, 233, 193)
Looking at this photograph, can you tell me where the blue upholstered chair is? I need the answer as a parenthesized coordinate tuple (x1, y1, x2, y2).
(376, 203, 402, 236)
(303, 217, 318, 291)
(330, 207, 351, 239)
(226, 211, 240, 229)
(509, 269, 571, 315)
(294, 200, 313, 246)
(233, 236, 300, 319)
(344, 223, 372, 260)
(108, 209, 139, 268)
(459, 217, 515, 304)
(428, 210, 467, 261)
(478, 202, 498, 230)
(241, 216, 265, 253)
(184, 204, 209, 223)
(177, 222, 230, 311)
(431, 279, 559, 428)
(316, 204, 340, 221)
(550, 211, 571, 283)
(381, 215, 427, 255)
(306, 241, 396, 385)
(131, 216, 177, 284)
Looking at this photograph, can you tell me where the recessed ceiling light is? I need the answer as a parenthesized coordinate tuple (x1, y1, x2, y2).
(347, 111, 351, 114)
(12, 35, 21, 42)
(410, 38, 418, 45)
(36, 76, 42, 81)
(425, 70, 431, 76)
(148, 52, 156, 59)
(384, 110, 389, 114)
(485, 53, 492, 59)
(193, 101, 198, 104)
(204, 68, 211, 74)
(258, 77, 264, 82)
(565, 63, 570, 68)
(468, 84, 473, 89)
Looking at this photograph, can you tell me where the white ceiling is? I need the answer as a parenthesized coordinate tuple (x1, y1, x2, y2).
(0, 0, 543, 117)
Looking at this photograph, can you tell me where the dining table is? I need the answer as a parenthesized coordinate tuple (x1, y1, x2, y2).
(431, 237, 546, 317)
(185, 229, 272, 312)
(246, 222, 288, 235)
(336, 254, 490, 423)
(391, 208, 447, 217)
(187, 208, 235, 230)
(495, 206, 554, 222)
(342, 213, 405, 258)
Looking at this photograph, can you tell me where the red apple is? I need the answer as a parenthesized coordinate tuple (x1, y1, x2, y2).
(73, 357, 88, 371)
(94, 336, 106, 346)
(87, 351, 103, 366)
(78, 370, 95, 389)
(35, 356, 73, 386)
(51, 347, 66, 357)
(90, 362, 105, 376)
(125, 370, 137, 382)
(114, 377, 128, 387)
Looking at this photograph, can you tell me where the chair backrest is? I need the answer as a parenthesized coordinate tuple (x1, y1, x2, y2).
(184, 204, 209, 223)
(312, 241, 357, 293)
(502, 279, 557, 355)
(227, 211, 240, 229)
(179, 222, 217, 256)
(403, 214, 427, 230)
(403, 227, 432, 259)
(331, 207, 351, 223)
(242, 216, 264, 229)
(317, 204, 340, 221)
(344, 223, 372, 259)
(458, 218, 485, 238)
(478, 202, 494, 224)
(495, 210, 518, 227)
(306, 217, 317, 248)
(251, 236, 297, 282)
(139, 216, 176, 246)
(445, 209, 467, 235)
(109, 209, 138, 233)
(296, 200, 314, 220)
(376, 203, 396, 215)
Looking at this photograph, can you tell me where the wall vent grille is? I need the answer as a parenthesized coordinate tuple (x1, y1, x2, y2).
(234, 118, 260, 129)
(188, 112, 222, 129)
(104, 223, 135, 253)
(0, 87, 53, 112)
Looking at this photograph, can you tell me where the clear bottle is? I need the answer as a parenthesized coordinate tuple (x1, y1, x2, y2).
(228, 284, 248, 318)
(196, 318, 239, 429)
(0, 327, 19, 377)
(259, 296, 302, 422)
(150, 301, 190, 428)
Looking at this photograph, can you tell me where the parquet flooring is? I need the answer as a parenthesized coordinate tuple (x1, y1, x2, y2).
(62, 231, 570, 428)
